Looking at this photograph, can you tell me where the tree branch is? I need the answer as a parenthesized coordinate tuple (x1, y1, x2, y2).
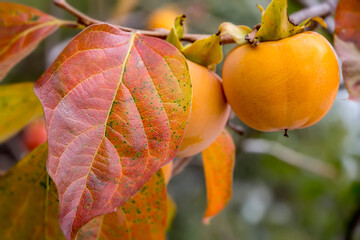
(242, 138, 338, 179)
(54, 0, 337, 44)
(227, 121, 245, 135)
(289, 0, 338, 25)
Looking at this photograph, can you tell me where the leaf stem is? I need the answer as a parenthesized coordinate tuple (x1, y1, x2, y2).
(242, 138, 338, 179)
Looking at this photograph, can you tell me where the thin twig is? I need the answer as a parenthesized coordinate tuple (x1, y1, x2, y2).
(242, 138, 338, 179)
(227, 121, 245, 135)
(172, 156, 194, 176)
(53, 0, 337, 44)
(290, 0, 338, 25)
(53, 0, 100, 26)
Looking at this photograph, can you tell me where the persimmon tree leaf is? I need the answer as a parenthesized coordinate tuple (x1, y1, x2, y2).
(0, 82, 43, 143)
(0, 143, 64, 240)
(34, 23, 192, 240)
(0, 2, 68, 81)
(201, 129, 235, 224)
(334, 0, 360, 101)
(77, 170, 167, 240)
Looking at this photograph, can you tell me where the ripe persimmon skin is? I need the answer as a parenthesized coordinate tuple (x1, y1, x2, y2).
(176, 60, 230, 157)
(222, 32, 340, 132)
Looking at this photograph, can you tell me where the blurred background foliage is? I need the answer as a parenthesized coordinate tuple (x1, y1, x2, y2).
(1, 0, 360, 239)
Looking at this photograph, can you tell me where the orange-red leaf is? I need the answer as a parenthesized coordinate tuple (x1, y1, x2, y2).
(34, 23, 192, 239)
(0, 2, 62, 81)
(201, 129, 235, 224)
(77, 170, 167, 240)
(334, 0, 360, 100)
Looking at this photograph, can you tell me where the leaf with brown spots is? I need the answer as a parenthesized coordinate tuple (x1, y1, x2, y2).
(0, 143, 65, 240)
(201, 129, 235, 224)
(77, 170, 167, 240)
(334, 0, 360, 100)
(34, 23, 192, 239)
(0, 2, 67, 81)
(0, 82, 43, 143)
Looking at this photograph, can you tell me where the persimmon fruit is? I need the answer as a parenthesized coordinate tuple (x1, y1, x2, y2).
(22, 118, 47, 151)
(176, 60, 230, 158)
(147, 5, 183, 30)
(222, 32, 340, 132)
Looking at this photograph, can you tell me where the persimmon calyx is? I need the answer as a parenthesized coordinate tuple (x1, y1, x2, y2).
(219, 22, 252, 46)
(254, 0, 327, 43)
(166, 14, 186, 51)
(166, 14, 224, 68)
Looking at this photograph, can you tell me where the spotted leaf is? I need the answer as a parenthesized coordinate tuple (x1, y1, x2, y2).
(34, 23, 192, 239)
(0, 143, 64, 240)
(77, 170, 167, 240)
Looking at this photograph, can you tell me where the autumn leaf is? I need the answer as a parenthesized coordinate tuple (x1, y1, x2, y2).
(334, 0, 360, 100)
(166, 194, 177, 230)
(77, 170, 167, 240)
(201, 129, 235, 224)
(0, 143, 64, 240)
(0, 82, 43, 143)
(34, 23, 192, 239)
(0, 2, 67, 81)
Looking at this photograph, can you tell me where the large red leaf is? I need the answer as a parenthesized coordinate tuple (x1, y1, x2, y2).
(334, 0, 360, 100)
(201, 128, 235, 224)
(0, 2, 63, 81)
(34, 23, 192, 239)
(77, 170, 167, 240)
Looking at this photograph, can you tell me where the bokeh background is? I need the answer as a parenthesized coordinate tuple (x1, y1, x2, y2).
(1, 0, 360, 239)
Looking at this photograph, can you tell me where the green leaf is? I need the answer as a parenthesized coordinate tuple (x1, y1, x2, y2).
(0, 143, 65, 240)
(0, 82, 43, 143)
(255, 0, 304, 42)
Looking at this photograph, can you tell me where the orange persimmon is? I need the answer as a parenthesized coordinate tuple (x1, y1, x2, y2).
(222, 32, 340, 132)
(176, 60, 230, 157)
(22, 118, 47, 151)
(147, 5, 183, 30)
